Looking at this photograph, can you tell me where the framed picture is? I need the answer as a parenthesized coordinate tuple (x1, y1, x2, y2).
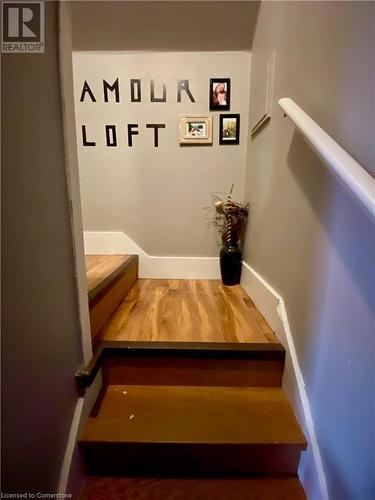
(209, 78, 230, 111)
(179, 115, 213, 145)
(219, 114, 240, 145)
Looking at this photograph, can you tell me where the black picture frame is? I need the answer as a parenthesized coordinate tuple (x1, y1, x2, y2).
(209, 78, 231, 111)
(219, 114, 240, 145)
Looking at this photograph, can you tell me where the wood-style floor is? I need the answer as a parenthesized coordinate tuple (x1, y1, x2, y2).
(85, 254, 132, 294)
(100, 279, 278, 343)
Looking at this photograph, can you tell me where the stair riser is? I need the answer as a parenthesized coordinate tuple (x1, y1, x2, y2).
(81, 443, 305, 476)
(102, 356, 284, 387)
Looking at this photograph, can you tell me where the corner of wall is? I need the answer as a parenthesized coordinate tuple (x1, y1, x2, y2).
(58, 1, 92, 365)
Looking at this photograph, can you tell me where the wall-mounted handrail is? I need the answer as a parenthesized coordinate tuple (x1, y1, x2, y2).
(278, 98, 375, 219)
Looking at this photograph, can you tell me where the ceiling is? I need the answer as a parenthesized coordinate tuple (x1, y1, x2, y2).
(71, 1, 260, 51)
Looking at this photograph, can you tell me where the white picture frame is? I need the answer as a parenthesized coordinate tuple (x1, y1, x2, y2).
(179, 115, 213, 145)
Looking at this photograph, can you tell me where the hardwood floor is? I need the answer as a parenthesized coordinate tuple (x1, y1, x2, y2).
(80, 263, 306, 497)
(85, 255, 132, 294)
(100, 279, 278, 343)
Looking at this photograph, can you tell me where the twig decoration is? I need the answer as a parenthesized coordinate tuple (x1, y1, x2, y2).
(205, 185, 249, 245)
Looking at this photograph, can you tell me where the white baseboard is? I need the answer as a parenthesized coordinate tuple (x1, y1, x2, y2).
(83, 231, 220, 279)
(58, 374, 103, 495)
(241, 261, 329, 500)
(57, 397, 84, 494)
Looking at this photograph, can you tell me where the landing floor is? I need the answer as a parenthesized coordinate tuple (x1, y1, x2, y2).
(100, 279, 278, 344)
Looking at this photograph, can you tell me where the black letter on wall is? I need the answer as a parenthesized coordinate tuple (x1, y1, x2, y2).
(103, 78, 120, 103)
(127, 124, 139, 147)
(150, 80, 167, 102)
(130, 79, 142, 102)
(177, 80, 195, 103)
(82, 125, 96, 146)
(80, 81, 96, 102)
(146, 124, 166, 147)
(105, 125, 117, 147)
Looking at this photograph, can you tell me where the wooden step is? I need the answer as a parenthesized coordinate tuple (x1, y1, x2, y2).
(99, 340, 285, 387)
(86, 255, 138, 343)
(79, 385, 306, 476)
(79, 476, 306, 499)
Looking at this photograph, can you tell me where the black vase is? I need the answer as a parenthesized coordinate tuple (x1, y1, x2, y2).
(220, 242, 242, 286)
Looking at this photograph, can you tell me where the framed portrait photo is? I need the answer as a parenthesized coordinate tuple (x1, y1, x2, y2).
(209, 78, 230, 111)
(219, 114, 240, 145)
(179, 115, 213, 145)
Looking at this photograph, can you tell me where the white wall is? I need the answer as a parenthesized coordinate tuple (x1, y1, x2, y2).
(73, 51, 251, 256)
(244, 2, 375, 499)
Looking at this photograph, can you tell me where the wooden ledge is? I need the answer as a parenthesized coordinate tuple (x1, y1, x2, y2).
(97, 339, 285, 359)
(87, 255, 138, 305)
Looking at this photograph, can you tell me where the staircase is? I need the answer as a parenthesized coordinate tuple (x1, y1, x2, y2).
(78, 255, 307, 499)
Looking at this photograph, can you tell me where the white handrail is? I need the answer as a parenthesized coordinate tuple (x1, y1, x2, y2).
(278, 98, 375, 219)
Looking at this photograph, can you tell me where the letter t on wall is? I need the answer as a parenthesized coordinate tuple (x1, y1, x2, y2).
(146, 124, 166, 147)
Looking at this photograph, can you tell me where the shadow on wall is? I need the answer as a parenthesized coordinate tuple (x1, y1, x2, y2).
(287, 131, 375, 333)
(71, 1, 261, 51)
(287, 131, 375, 498)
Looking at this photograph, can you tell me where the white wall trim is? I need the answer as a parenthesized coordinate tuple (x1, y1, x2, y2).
(84, 231, 221, 279)
(57, 373, 103, 494)
(57, 397, 84, 494)
(58, 3, 96, 496)
(58, 2, 92, 365)
(241, 261, 329, 500)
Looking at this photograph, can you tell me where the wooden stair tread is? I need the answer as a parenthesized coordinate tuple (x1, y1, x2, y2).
(80, 385, 306, 446)
(85, 254, 137, 301)
(79, 476, 306, 499)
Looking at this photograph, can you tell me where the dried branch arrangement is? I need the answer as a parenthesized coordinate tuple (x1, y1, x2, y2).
(206, 185, 249, 245)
